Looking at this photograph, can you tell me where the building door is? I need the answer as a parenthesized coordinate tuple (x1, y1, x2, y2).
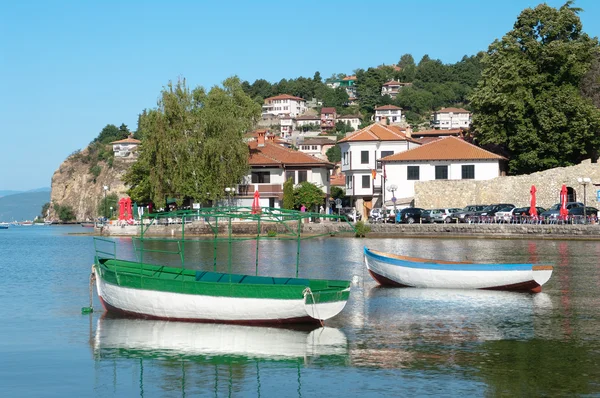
(363, 198, 373, 217)
(567, 187, 575, 202)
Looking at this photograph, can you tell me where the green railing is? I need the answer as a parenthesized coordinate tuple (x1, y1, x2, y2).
(93, 206, 356, 278)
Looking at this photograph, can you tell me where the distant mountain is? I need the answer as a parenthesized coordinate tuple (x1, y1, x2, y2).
(0, 191, 51, 222)
(0, 187, 50, 198)
(0, 190, 22, 197)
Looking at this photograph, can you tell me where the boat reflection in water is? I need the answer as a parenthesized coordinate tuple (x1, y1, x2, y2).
(351, 287, 553, 369)
(91, 314, 348, 396)
(93, 314, 348, 361)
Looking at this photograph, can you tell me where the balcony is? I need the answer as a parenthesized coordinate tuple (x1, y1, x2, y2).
(237, 184, 283, 198)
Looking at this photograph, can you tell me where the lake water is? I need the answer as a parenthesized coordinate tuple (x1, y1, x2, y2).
(1, 226, 600, 397)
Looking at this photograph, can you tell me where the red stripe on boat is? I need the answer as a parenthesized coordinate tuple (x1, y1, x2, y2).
(481, 280, 542, 293)
(367, 269, 412, 287)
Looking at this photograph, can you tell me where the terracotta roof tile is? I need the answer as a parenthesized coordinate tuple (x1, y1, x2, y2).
(375, 105, 402, 110)
(412, 128, 463, 136)
(295, 115, 320, 120)
(248, 141, 334, 167)
(342, 75, 356, 81)
(321, 107, 336, 114)
(110, 136, 141, 144)
(381, 136, 506, 162)
(264, 94, 306, 102)
(436, 107, 470, 113)
(338, 123, 419, 144)
(301, 138, 336, 146)
(330, 174, 345, 186)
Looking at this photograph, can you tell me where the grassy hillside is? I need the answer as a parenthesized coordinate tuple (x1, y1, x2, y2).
(0, 191, 50, 222)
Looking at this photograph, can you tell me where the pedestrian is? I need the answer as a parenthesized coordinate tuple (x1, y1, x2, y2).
(300, 204, 306, 212)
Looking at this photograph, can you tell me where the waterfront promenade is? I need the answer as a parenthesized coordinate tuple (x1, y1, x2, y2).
(99, 220, 600, 239)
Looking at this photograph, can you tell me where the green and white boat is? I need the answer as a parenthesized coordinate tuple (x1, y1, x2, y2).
(92, 207, 353, 325)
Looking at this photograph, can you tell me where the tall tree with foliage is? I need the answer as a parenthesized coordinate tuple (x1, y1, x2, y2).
(470, 2, 600, 174)
(326, 144, 341, 162)
(282, 178, 294, 209)
(124, 77, 261, 205)
(293, 182, 325, 211)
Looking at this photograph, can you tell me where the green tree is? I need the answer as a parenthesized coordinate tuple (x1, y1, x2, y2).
(97, 193, 119, 218)
(53, 202, 75, 222)
(282, 178, 294, 209)
(41, 202, 50, 219)
(326, 144, 341, 162)
(330, 186, 345, 200)
(293, 181, 325, 211)
(93, 124, 128, 145)
(470, 2, 600, 174)
(124, 76, 260, 205)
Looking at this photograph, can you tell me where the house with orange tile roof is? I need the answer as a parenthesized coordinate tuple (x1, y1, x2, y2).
(431, 107, 471, 130)
(321, 107, 336, 131)
(110, 134, 141, 158)
(374, 105, 404, 124)
(297, 137, 336, 160)
(411, 128, 464, 144)
(237, 131, 334, 209)
(262, 94, 307, 118)
(337, 123, 421, 217)
(381, 80, 411, 98)
(380, 136, 507, 203)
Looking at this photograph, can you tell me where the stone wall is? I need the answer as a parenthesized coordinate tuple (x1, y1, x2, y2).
(415, 160, 600, 209)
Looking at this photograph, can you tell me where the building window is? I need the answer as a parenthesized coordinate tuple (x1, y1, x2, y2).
(435, 165, 448, 180)
(381, 150, 393, 159)
(346, 175, 353, 189)
(462, 165, 475, 179)
(407, 166, 420, 180)
(362, 175, 370, 189)
(343, 152, 349, 165)
(361, 151, 369, 164)
(298, 170, 307, 183)
(285, 170, 295, 184)
(251, 171, 270, 183)
(311, 145, 317, 150)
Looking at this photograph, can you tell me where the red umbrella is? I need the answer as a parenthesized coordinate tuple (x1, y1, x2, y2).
(529, 185, 538, 218)
(251, 190, 261, 214)
(559, 184, 569, 220)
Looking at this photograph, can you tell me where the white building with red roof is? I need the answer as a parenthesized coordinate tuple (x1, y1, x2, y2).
(320, 107, 337, 131)
(239, 131, 334, 209)
(381, 80, 411, 98)
(110, 135, 141, 158)
(431, 107, 472, 130)
(261, 94, 307, 118)
(380, 136, 507, 202)
(337, 123, 421, 217)
(374, 105, 404, 124)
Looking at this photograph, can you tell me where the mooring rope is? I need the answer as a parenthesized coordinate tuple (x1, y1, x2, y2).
(302, 287, 323, 327)
(88, 265, 96, 310)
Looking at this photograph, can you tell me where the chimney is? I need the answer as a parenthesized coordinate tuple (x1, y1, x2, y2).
(268, 134, 275, 142)
(257, 130, 266, 147)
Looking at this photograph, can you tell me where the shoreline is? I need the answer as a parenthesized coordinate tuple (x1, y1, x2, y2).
(87, 221, 600, 241)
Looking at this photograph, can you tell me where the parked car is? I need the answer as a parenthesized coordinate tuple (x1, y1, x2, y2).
(395, 207, 425, 224)
(454, 205, 487, 223)
(540, 202, 584, 221)
(421, 210, 433, 223)
(468, 204, 515, 222)
(368, 208, 390, 223)
(496, 206, 547, 222)
(339, 207, 362, 222)
(568, 206, 599, 223)
(429, 208, 463, 223)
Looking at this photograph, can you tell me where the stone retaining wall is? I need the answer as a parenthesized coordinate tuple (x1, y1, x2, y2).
(101, 220, 600, 239)
(415, 159, 600, 210)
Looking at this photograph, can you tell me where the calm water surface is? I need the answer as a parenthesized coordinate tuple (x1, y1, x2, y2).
(1, 226, 600, 397)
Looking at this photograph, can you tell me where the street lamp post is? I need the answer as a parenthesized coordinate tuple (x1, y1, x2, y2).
(103, 185, 109, 219)
(577, 177, 591, 223)
(224, 187, 235, 207)
(386, 184, 398, 224)
(109, 206, 113, 219)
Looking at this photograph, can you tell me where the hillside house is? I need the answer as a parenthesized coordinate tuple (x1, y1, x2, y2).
(381, 80, 411, 98)
(110, 135, 141, 158)
(374, 105, 404, 124)
(262, 94, 307, 118)
(431, 107, 471, 130)
(321, 107, 337, 131)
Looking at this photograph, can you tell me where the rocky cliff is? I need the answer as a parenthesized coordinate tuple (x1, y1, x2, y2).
(49, 149, 133, 221)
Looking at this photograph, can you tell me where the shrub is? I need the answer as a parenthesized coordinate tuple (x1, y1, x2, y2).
(354, 220, 371, 237)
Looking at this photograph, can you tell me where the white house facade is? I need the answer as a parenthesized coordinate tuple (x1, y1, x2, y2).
(380, 80, 411, 98)
(337, 123, 421, 217)
(262, 94, 307, 117)
(297, 138, 335, 160)
(381, 136, 507, 203)
(110, 135, 141, 158)
(374, 105, 404, 124)
(337, 115, 361, 131)
(279, 114, 295, 139)
(431, 107, 472, 130)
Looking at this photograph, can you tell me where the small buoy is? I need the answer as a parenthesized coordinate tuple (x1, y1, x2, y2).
(81, 307, 93, 314)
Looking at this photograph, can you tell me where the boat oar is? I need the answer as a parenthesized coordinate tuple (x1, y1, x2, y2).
(81, 266, 96, 314)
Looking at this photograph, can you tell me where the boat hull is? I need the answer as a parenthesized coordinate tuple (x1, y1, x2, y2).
(94, 260, 350, 324)
(364, 247, 552, 292)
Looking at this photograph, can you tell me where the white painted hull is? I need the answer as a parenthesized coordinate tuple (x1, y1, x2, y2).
(94, 317, 348, 359)
(96, 277, 349, 323)
(364, 248, 552, 291)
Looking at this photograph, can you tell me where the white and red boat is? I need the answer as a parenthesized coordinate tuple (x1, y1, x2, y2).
(364, 247, 553, 293)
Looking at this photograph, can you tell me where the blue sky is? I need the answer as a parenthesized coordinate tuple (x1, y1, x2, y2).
(1, 0, 599, 191)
